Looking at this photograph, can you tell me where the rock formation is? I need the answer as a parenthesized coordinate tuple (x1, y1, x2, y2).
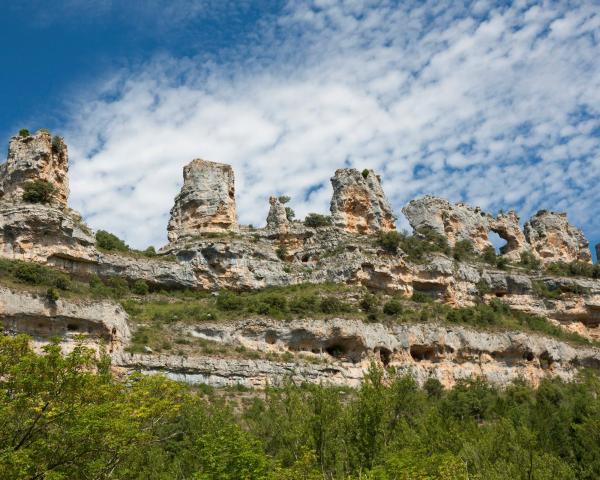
(0, 130, 69, 207)
(524, 211, 592, 264)
(489, 210, 528, 261)
(330, 168, 396, 234)
(402, 196, 492, 252)
(266, 196, 290, 230)
(167, 159, 237, 242)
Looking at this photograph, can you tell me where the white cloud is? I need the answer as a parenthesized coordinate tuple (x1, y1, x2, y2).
(63, 0, 600, 252)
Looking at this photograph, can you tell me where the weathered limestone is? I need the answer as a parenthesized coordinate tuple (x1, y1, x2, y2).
(167, 159, 237, 242)
(330, 168, 396, 234)
(402, 196, 492, 252)
(489, 210, 528, 261)
(266, 196, 290, 231)
(0, 130, 69, 207)
(524, 211, 592, 264)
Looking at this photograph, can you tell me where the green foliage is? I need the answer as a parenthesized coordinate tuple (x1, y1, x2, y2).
(284, 206, 295, 221)
(362, 168, 370, 178)
(483, 245, 497, 265)
(51, 135, 63, 153)
(304, 213, 332, 228)
(22, 179, 55, 204)
(411, 291, 432, 303)
(519, 250, 542, 271)
(132, 279, 149, 295)
(533, 280, 561, 299)
(547, 261, 600, 279)
(0, 259, 72, 291)
(393, 229, 451, 261)
(496, 256, 509, 270)
(476, 278, 490, 296)
(276, 244, 288, 260)
(382, 299, 403, 316)
(377, 230, 402, 253)
(3, 337, 600, 479)
(278, 195, 291, 204)
(95, 229, 129, 252)
(46, 287, 59, 302)
(453, 239, 475, 261)
(18, 128, 30, 137)
(142, 246, 157, 257)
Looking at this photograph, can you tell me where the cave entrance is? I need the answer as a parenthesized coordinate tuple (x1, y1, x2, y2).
(487, 231, 507, 255)
(375, 347, 392, 367)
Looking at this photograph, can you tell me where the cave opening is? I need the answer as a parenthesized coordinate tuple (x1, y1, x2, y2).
(488, 231, 507, 255)
(375, 347, 392, 367)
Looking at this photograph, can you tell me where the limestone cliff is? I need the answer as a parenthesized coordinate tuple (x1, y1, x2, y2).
(330, 168, 396, 234)
(167, 159, 237, 242)
(0, 130, 69, 207)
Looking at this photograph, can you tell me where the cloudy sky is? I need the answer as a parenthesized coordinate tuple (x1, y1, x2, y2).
(1, 1, 599, 257)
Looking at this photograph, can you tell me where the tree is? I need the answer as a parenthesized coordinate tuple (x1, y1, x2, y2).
(95, 230, 129, 252)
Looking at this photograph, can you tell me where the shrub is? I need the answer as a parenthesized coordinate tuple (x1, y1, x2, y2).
(285, 207, 295, 221)
(216, 291, 244, 311)
(495, 256, 509, 270)
(304, 213, 332, 228)
(289, 294, 319, 314)
(22, 180, 55, 204)
(424, 377, 444, 398)
(411, 291, 431, 303)
(18, 128, 30, 137)
(394, 230, 451, 261)
(51, 135, 63, 153)
(532, 280, 561, 299)
(359, 294, 379, 313)
(107, 277, 129, 298)
(319, 296, 346, 314)
(361, 168, 369, 178)
(378, 231, 401, 253)
(142, 246, 157, 257)
(276, 244, 288, 260)
(132, 280, 150, 295)
(453, 240, 475, 261)
(46, 287, 59, 303)
(519, 251, 541, 271)
(383, 299, 403, 316)
(476, 279, 490, 296)
(482, 246, 497, 265)
(278, 195, 290, 204)
(95, 230, 129, 252)
(546, 261, 600, 279)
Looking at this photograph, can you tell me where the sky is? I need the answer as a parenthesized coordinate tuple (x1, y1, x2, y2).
(0, 0, 599, 259)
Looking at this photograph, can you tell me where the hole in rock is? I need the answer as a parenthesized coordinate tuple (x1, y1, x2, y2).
(488, 231, 507, 255)
(66, 324, 79, 332)
(375, 347, 392, 367)
(410, 345, 436, 362)
(495, 292, 506, 298)
(325, 344, 346, 358)
(301, 254, 310, 263)
(265, 331, 277, 345)
(523, 351, 534, 362)
(539, 352, 553, 369)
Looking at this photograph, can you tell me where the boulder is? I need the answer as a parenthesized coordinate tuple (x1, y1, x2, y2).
(524, 210, 592, 264)
(330, 168, 395, 234)
(266, 196, 290, 230)
(0, 130, 69, 207)
(167, 159, 237, 242)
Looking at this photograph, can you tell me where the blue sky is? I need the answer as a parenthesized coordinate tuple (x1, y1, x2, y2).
(1, 1, 599, 259)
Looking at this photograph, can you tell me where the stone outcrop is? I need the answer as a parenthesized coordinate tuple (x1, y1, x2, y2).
(266, 196, 290, 231)
(489, 210, 528, 261)
(524, 210, 592, 264)
(0, 130, 69, 207)
(330, 168, 396, 234)
(0, 285, 130, 353)
(402, 196, 492, 251)
(167, 159, 237, 242)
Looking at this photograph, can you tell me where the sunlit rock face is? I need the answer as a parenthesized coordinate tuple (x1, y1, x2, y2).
(524, 210, 592, 264)
(402, 195, 493, 252)
(330, 168, 396, 234)
(488, 210, 528, 261)
(167, 159, 238, 242)
(266, 196, 290, 231)
(0, 130, 69, 207)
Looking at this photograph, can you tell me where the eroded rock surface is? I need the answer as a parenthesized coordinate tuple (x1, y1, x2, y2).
(524, 210, 592, 264)
(116, 318, 600, 388)
(167, 159, 237, 242)
(266, 196, 290, 231)
(330, 168, 395, 234)
(0, 130, 69, 207)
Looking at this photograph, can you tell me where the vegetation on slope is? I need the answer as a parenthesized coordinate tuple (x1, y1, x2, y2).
(1, 335, 600, 479)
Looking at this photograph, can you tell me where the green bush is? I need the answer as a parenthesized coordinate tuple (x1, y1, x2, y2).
(95, 230, 129, 252)
(216, 291, 244, 311)
(276, 244, 288, 260)
(411, 291, 432, 303)
(278, 195, 290, 204)
(359, 294, 379, 314)
(383, 299, 403, 316)
(132, 280, 150, 295)
(142, 246, 157, 257)
(319, 296, 346, 314)
(304, 213, 332, 228)
(377, 231, 401, 253)
(13, 261, 70, 290)
(482, 246, 497, 265)
(285, 207, 295, 221)
(495, 256, 509, 270)
(107, 277, 129, 298)
(51, 135, 63, 153)
(18, 128, 30, 137)
(547, 261, 600, 279)
(393, 229, 451, 261)
(453, 239, 475, 261)
(22, 180, 55, 204)
(46, 287, 60, 302)
(361, 168, 370, 178)
(519, 251, 541, 270)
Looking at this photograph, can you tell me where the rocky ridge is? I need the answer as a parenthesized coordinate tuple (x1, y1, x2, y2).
(1, 129, 599, 389)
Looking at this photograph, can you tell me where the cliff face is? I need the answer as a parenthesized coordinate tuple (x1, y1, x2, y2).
(0, 130, 69, 207)
(330, 168, 396, 234)
(0, 129, 599, 389)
